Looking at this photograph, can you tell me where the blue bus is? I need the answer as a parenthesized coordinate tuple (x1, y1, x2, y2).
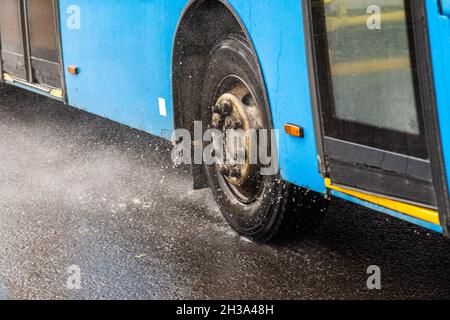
(1, 0, 449, 241)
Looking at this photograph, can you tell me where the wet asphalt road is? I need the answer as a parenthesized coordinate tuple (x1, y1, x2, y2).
(1, 84, 450, 300)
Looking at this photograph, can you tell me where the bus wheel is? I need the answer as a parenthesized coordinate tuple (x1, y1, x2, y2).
(201, 35, 328, 241)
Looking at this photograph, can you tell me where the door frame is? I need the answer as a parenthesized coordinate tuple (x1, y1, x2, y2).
(0, 0, 66, 100)
(0, 17, 3, 83)
(52, 0, 67, 101)
(303, 1, 450, 232)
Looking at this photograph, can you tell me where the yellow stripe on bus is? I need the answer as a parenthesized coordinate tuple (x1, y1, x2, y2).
(49, 89, 63, 99)
(325, 178, 441, 225)
(3, 73, 13, 81)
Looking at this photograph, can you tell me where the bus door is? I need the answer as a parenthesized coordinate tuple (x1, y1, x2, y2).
(309, 0, 439, 208)
(0, 0, 62, 89)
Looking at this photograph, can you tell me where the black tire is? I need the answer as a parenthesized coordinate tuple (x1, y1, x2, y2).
(201, 35, 328, 241)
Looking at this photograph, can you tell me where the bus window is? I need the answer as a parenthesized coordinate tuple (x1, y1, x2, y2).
(311, 0, 436, 207)
(27, 0, 61, 88)
(0, 0, 27, 80)
(0, 0, 62, 89)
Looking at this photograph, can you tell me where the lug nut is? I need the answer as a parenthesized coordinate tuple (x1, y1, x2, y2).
(229, 167, 241, 178)
(225, 118, 233, 129)
(211, 105, 221, 114)
(211, 121, 219, 129)
(174, 135, 183, 144)
(224, 118, 243, 130)
(219, 166, 230, 176)
(232, 119, 243, 129)
(211, 111, 223, 128)
(221, 101, 232, 115)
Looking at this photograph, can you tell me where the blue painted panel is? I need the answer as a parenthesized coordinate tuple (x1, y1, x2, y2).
(426, 1, 450, 200)
(59, 0, 187, 140)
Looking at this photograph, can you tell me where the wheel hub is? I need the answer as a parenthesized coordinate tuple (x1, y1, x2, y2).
(210, 83, 263, 188)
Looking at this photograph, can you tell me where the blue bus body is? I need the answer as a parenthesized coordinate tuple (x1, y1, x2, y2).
(58, 0, 325, 194)
(1, 0, 450, 236)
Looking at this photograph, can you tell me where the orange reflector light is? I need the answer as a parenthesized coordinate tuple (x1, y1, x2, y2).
(68, 66, 79, 75)
(285, 124, 304, 138)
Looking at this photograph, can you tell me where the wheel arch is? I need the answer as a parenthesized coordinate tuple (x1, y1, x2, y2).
(172, 0, 272, 189)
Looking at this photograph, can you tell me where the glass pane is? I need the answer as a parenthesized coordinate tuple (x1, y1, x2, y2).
(0, 0, 26, 79)
(324, 0, 419, 135)
(27, 0, 58, 63)
(0, 0, 23, 54)
(26, 0, 61, 88)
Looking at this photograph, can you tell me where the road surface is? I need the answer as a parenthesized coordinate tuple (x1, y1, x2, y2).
(0, 83, 450, 299)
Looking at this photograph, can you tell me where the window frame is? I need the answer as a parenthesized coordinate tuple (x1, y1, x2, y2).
(312, 0, 428, 159)
(304, 0, 445, 209)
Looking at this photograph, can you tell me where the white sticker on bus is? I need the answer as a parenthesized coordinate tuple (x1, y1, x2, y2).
(158, 98, 167, 117)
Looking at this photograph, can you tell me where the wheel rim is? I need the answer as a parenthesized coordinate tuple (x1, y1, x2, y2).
(209, 76, 267, 204)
